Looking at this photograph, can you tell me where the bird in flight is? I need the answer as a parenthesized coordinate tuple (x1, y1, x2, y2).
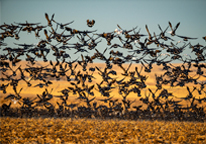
(87, 19, 95, 27)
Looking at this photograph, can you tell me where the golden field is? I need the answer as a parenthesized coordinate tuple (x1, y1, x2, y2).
(1, 117, 206, 143)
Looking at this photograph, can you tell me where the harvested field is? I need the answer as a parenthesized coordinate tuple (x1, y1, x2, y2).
(1, 117, 206, 143)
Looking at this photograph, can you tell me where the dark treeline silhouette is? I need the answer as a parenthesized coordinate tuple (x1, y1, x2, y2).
(0, 13, 206, 121)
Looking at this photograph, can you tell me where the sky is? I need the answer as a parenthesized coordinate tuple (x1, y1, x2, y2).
(1, 0, 206, 63)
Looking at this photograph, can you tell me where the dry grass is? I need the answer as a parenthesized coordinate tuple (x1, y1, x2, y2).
(1, 117, 206, 143)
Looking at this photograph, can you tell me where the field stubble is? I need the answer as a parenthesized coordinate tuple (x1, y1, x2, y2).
(1, 117, 206, 143)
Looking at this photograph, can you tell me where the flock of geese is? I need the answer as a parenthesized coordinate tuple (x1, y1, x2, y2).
(0, 13, 206, 121)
